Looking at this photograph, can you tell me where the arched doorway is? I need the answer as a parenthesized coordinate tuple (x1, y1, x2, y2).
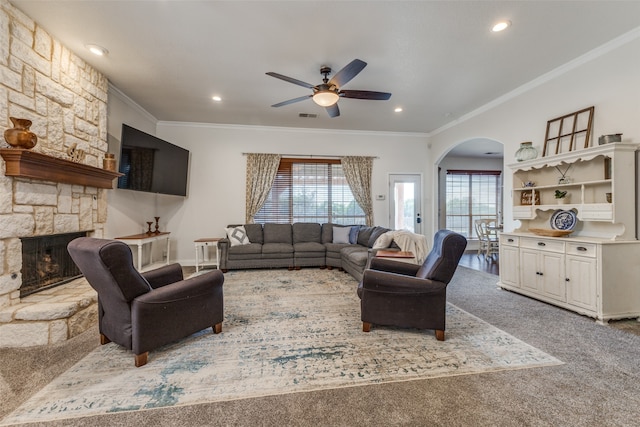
(436, 137, 504, 242)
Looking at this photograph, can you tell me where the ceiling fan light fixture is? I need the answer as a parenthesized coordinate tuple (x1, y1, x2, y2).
(313, 90, 340, 107)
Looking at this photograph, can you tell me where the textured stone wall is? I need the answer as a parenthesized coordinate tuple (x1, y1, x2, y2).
(0, 0, 109, 309)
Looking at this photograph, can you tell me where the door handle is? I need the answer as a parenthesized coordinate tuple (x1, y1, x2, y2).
(416, 213, 421, 224)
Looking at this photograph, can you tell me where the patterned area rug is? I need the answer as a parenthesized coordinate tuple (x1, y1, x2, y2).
(2, 268, 562, 425)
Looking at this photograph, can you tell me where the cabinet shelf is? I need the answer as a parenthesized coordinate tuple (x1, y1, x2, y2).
(0, 148, 122, 189)
(513, 179, 611, 191)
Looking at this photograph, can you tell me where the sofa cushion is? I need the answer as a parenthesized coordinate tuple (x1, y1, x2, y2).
(293, 223, 321, 244)
(356, 226, 375, 247)
(262, 242, 294, 254)
(244, 224, 264, 244)
(322, 223, 349, 244)
(228, 243, 265, 260)
(333, 226, 351, 244)
(349, 226, 361, 244)
(325, 242, 354, 256)
(263, 223, 292, 244)
(341, 246, 369, 267)
(226, 226, 251, 246)
(294, 241, 326, 253)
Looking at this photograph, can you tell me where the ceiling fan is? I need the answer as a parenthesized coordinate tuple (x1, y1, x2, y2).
(266, 59, 392, 118)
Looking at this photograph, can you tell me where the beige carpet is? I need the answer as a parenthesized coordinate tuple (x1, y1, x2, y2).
(1, 268, 561, 425)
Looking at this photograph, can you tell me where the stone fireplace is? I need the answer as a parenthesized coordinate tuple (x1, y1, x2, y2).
(0, 1, 114, 347)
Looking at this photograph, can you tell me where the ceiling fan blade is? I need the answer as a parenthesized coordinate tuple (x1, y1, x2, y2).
(340, 90, 392, 100)
(325, 104, 340, 118)
(328, 59, 367, 88)
(271, 95, 312, 108)
(266, 72, 315, 89)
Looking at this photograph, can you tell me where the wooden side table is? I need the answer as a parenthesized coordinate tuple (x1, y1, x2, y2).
(194, 238, 222, 272)
(375, 250, 416, 264)
(115, 232, 171, 271)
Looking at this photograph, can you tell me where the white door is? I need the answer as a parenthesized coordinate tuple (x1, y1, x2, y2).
(389, 174, 422, 233)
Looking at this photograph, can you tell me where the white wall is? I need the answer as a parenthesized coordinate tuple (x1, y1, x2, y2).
(429, 29, 640, 235)
(106, 86, 167, 240)
(154, 123, 429, 263)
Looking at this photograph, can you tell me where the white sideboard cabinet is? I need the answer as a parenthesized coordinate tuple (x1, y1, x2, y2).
(499, 142, 640, 322)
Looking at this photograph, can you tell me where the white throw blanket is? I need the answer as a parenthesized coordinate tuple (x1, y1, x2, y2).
(378, 230, 430, 264)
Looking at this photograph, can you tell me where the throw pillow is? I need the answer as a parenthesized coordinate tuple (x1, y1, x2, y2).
(333, 226, 351, 244)
(349, 225, 361, 244)
(372, 231, 394, 249)
(226, 226, 251, 247)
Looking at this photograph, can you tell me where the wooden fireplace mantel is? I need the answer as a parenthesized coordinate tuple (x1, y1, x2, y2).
(0, 148, 123, 189)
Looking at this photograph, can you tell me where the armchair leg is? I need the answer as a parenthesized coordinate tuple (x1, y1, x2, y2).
(135, 352, 148, 367)
(435, 330, 445, 341)
(363, 322, 371, 332)
(213, 322, 222, 334)
(100, 334, 111, 345)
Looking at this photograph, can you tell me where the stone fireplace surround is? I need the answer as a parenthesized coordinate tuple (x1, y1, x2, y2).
(0, 157, 113, 348)
(0, 0, 112, 347)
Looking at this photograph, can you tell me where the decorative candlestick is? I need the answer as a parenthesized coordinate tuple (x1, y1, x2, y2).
(154, 216, 160, 233)
(146, 222, 153, 234)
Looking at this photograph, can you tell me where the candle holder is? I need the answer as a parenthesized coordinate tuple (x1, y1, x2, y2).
(146, 222, 153, 234)
(154, 216, 160, 233)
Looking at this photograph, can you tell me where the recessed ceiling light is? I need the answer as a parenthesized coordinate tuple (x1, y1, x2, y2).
(394, 107, 403, 113)
(86, 44, 108, 56)
(212, 96, 222, 102)
(492, 20, 511, 32)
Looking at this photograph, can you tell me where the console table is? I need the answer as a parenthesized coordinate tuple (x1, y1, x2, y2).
(115, 232, 170, 271)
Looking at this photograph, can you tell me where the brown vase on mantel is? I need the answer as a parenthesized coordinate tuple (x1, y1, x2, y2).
(4, 117, 38, 149)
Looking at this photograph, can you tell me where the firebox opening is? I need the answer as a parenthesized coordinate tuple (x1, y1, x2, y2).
(20, 231, 89, 298)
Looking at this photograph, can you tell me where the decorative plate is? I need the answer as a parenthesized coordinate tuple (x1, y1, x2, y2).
(550, 209, 577, 231)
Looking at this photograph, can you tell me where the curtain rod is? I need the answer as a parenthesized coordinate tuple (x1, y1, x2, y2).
(242, 153, 378, 159)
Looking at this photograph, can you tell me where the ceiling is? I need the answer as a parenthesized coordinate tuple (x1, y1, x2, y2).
(11, 1, 640, 137)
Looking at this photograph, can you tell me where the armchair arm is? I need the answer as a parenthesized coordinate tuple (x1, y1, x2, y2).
(369, 257, 421, 276)
(131, 270, 225, 355)
(141, 263, 184, 289)
(361, 269, 447, 296)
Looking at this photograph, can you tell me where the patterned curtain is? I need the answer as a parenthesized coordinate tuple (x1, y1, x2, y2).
(341, 156, 374, 226)
(245, 153, 281, 223)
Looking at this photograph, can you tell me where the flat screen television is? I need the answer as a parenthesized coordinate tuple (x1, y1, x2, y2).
(117, 124, 189, 196)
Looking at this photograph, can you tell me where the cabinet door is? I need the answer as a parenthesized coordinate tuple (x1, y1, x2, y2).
(539, 252, 566, 302)
(566, 255, 597, 311)
(520, 248, 540, 293)
(500, 245, 520, 287)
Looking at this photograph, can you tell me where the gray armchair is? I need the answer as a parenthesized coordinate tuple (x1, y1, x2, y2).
(67, 237, 224, 367)
(357, 229, 467, 340)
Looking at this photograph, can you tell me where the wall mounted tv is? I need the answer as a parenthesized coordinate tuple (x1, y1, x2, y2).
(117, 124, 189, 196)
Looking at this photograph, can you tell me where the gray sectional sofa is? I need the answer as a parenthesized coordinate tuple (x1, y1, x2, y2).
(218, 223, 395, 281)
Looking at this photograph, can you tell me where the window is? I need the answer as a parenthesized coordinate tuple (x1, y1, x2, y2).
(445, 170, 501, 238)
(254, 158, 366, 225)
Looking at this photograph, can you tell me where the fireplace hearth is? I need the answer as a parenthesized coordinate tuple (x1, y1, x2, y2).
(20, 232, 88, 298)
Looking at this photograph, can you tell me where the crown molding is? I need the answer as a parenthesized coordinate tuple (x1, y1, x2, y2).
(108, 83, 158, 125)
